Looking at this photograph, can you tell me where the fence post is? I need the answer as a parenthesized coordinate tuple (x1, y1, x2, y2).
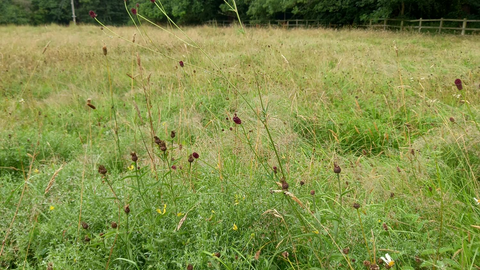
(383, 19, 387, 30)
(296, 19, 298, 27)
(439, 18, 443, 33)
(400, 20, 404, 31)
(369, 19, 372, 29)
(418, 18, 422, 33)
(462, 18, 467, 35)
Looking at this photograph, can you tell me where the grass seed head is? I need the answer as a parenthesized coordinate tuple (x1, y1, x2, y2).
(188, 154, 194, 163)
(353, 202, 361, 209)
(102, 45, 107, 56)
(310, 190, 315, 196)
(449, 117, 455, 122)
(171, 130, 176, 138)
(282, 181, 289, 190)
(124, 205, 130, 214)
(111, 222, 117, 229)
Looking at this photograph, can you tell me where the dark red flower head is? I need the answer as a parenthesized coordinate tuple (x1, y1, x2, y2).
(131, 8, 137, 15)
(136, 3, 139, 7)
(192, 152, 199, 159)
(233, 114, 241, 125)
(455, 79, 463, 90)
(179, 61, 184, 67)
(150, 0, 155, 2)
(89, 10, 97, 18)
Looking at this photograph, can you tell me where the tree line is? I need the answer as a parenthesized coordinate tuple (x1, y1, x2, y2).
(1, 0, 479, 26)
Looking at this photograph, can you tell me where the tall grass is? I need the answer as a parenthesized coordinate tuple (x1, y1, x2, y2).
(0, 19, 480, 269)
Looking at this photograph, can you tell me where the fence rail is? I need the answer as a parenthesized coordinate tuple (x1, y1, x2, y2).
(206, 18, 480, 35)
(369, 18, 480, 35)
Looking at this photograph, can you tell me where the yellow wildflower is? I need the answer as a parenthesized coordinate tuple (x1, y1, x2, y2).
(233, 224, 238, 231)
(49, 206, 55, 211)
(34, 169, 40, 173)
(177, 212, 184, 217)
(313, 230, 319, 234)
(156, 204, 167, 215)
(128, 164, 135, 171)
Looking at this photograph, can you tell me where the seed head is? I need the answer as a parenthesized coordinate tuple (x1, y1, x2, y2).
(273, 166, 278, 174)
(171, 165, 176, 170)
(233, 114, 242, 125)
(150, 0, 155, 2)
(214, 252, 220, 258)
(154, 136, 161, 145)
(187, 264, 193, 270)
(131, 8, 137, 15)
(188, 154, 194, 163)
(310, 190, 315, 196)
(281, 251, 289, 258)
(89, 10, 97, 18)
(300, 180, 305, 186)
(383, 223, 388, 231)
(82, 222, 89, 230)
(333, 163, 341, 174)
(342, 247, 350, 254)
(192, 152, 199, 159)
(281, 181, 289, 190)
(87, 100, 96, 110)
(363, 260, 371, 267)
(102, 45, 107, 56)
(130, 152, 138, 162)
(124, 204, 130, 214)
(111, 222, 118, 229)
(170, 130, 176, 138)
(84, 235, 90, 242)
(449, 117, 455, 123)
(179, 61, 184, 67)
(455, 78, 463, 90)
(98, 165, 107, 175)
(353, 202, 360, 209)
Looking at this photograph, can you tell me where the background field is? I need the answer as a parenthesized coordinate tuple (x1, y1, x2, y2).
(1, 25, 480, 269)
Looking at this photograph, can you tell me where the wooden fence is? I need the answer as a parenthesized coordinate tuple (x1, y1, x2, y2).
(206, 18, 480, 35)
(369, 18, 480, 35)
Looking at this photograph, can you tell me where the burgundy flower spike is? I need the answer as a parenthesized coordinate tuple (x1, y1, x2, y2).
(89, 10, 97, 18)
(455, 79, 463, 90)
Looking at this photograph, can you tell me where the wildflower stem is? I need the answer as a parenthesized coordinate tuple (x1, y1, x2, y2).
(435, 160, 444, 269)
(356, 208, 372, 262)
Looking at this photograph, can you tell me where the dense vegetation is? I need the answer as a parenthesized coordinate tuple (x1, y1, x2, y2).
(1, 0, 480, 26)
(1, 24, 480, 269)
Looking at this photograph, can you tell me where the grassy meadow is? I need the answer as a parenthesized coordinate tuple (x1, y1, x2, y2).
(1, 24, 480, 269)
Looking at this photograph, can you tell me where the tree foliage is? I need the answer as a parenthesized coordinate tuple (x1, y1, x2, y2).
(1, 0, 479, 25)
